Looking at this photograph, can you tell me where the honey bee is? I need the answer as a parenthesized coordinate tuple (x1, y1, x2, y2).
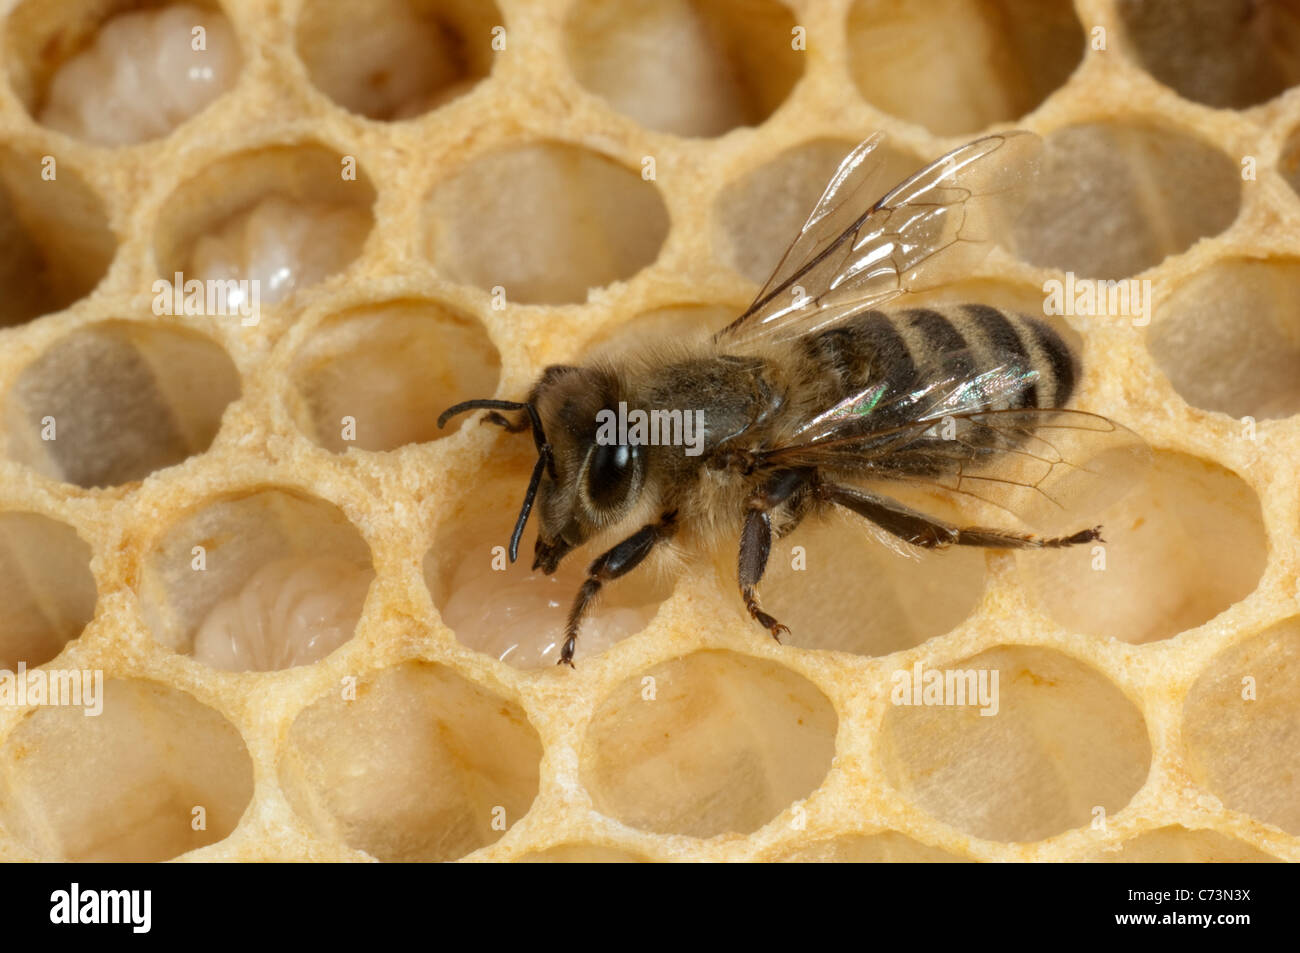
(440, 131, 1142, 667)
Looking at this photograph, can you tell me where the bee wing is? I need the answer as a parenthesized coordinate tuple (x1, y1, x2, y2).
(756, 358, 1149, 535)
(717, 131, 1043, 344)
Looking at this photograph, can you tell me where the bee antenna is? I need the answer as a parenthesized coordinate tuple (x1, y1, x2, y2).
(437, 398, 555, 563)
(437, 398, 529, 429)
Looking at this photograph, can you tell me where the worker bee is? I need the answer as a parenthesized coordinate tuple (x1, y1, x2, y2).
(440, 131, 1144, 666)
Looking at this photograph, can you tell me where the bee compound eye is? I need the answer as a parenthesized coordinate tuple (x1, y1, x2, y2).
(587, 442, 638, 508)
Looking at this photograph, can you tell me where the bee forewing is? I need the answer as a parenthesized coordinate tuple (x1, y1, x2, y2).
(788, 352, 1044, 446)
(720, 131, 1043, 344)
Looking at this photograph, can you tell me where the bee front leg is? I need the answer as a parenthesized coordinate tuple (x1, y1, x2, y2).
(738, 469, 811, 644)
(560, 511, 677, 668)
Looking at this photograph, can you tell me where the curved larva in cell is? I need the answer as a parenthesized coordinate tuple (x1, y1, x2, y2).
(39, 4, 241, 146)
(188, 197, 372, 305)
(192, 557, 373, 672)
(302, 0, 465, 120)
(440, 559, 655, 669)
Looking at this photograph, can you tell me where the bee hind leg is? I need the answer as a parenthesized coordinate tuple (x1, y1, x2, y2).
(559, 511, 677, 668)
(738, 469, 813, 644)
(818, 482, 1103, 550)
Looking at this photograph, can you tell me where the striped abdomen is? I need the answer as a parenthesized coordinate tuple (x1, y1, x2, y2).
(796, 304, 1079, 475)
(801, 303, 1077, 418)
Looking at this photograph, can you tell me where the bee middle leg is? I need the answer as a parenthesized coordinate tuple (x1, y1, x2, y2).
(559, 511, 677, 668)
(738, 468, 813, 643)
(818, 482, 1102, 550)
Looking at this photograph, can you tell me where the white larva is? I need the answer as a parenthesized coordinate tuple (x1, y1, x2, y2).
(188, 196, 372, 306)
(440, 556, 656, 669)
(39, 4, 241, 146)
(192, 556, 373, 672)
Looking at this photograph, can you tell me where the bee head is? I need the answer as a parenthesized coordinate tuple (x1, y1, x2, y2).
(529, 364, 646, 573)
(437, 362, 645, 575)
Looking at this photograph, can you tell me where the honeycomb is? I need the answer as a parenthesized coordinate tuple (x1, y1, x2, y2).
(0, 0, 1297, 863)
